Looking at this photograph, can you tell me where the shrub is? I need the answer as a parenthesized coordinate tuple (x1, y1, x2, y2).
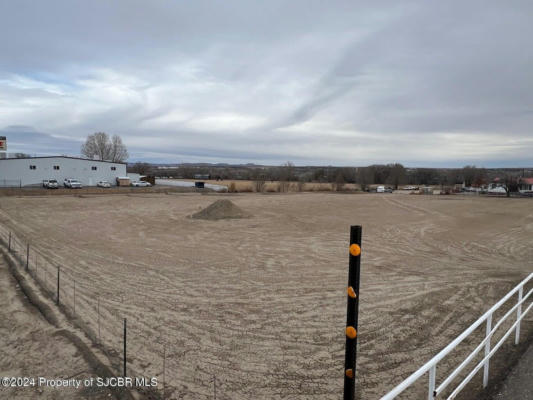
(278, 181, 290, 192)
(254, 180, 266, 192)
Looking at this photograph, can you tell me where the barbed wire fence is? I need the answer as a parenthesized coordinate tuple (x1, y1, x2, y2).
(0, 224, 186, 399)
(0, 179, 22, 188)
(0, 223, 280, 399)
(0, 222, 335, 400)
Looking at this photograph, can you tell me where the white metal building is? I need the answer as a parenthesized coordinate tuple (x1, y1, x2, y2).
(0, 156, 127, 187)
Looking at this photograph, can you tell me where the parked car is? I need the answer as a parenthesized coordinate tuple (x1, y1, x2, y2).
(64, 178, 82, 188)
(47, 179, 59, 189)
(97, 180, 111, 188)
(376, 186, 385, 193)
(403, 185, 419, 191)
(131, 181, 151, 187)
(384, 187, 393, 193)
(488, 186, 506, 194)
(43, 179, 59, 189)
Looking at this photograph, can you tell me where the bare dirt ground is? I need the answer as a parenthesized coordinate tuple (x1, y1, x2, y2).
(0, 192, 531, 399)
(0, 257, 113, 400)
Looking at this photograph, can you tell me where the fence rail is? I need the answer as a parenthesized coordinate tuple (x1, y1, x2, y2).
(0, 179, 22, 188)
(380, 273, 533, 400)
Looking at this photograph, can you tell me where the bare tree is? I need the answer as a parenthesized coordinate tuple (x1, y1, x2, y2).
(332, 171, 345, 191)
(81, 132, 128, 162)
(503, 174, 519, 198)
(461, 165, 487, 187)
(386, 163, 406, 189)
(128, 162, 151, 175)
(109, 135, 128, 162)
(279, 161, 295, 182)
(14, 152, 30, 158)
(355, 167, 372, 191)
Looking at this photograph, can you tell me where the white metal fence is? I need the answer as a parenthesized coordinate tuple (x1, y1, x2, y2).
(381, 272, 532, 399)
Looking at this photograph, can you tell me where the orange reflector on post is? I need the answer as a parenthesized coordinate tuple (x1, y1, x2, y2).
(349, 244, 361, 257)
(347, 286, 357, 298)
(345, 369, 354, 378)
(346, 326, 357, 339)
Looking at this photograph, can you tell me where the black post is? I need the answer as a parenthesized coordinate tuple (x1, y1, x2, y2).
(343, 225, 362, 400)
(123, 318, 127, 377)
(8, 232, 11, 252)
(73, 280, 76, 314)
(26, 243, 30, 270)
(56, 266, 60, 305)
(98, 297, 101, 344)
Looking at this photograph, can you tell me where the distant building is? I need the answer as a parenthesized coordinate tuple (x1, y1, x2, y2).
(518, 177, 533, 194)
(0, 156, 126, 187)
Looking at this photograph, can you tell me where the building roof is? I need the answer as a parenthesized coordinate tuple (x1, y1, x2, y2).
(0, 155, 126, 165)
(519, 177, 533, 185)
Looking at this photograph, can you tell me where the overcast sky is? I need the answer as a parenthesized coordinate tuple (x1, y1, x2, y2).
(1, 1, 532, 166)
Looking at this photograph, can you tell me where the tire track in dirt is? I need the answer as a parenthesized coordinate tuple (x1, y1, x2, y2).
(0, 193, 531, 399)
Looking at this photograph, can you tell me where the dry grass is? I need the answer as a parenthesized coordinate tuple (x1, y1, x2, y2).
(180, 179, 359, 193)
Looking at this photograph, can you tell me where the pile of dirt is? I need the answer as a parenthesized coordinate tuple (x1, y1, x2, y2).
(191, 199, 251, 220)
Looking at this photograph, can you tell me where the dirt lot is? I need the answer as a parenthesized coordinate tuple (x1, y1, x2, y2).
(0, 257, 114, 400)
(0, 192, 531, 399)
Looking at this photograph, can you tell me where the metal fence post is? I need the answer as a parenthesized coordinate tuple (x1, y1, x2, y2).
(57, 266, 60, 305)
(515, 287, 523, 345)
(163, 346, 166, 399)
(428, 365, 436, 400)
(343, 225, 362, 400)
(73, 280, 76, 315)
(98, 297, 101, 344)
(483, 313, 492, 387)
(123, 318, 127, 377)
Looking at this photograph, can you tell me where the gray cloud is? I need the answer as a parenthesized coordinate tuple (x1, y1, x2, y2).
(0, 1, 532, 166)
(0, 126, 82, 155)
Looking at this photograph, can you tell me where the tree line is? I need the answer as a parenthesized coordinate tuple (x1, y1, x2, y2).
(134, 161, 517, 189)
(75, 133, 527, 192)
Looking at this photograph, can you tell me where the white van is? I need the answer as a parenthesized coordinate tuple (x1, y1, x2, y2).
(377, 186, 385, 193)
